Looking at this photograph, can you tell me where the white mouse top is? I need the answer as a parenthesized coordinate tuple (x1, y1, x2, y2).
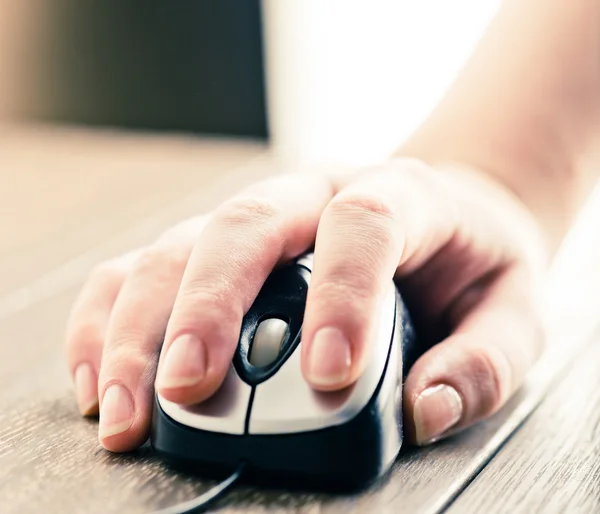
(156, 253, 399, 435)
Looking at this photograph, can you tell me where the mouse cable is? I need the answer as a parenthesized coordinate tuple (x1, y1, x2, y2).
(152, 462, 246, 514)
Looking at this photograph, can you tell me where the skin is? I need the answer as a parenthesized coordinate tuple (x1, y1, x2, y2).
(66, 0, 600, 452)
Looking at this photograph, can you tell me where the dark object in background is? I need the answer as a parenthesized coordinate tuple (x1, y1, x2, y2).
(23, 1, 268, 138)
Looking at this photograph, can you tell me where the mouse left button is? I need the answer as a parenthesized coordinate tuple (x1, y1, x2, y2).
(155, 365, 252, 435)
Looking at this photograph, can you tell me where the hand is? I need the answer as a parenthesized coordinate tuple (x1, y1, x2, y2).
(65, 158, 546, 451)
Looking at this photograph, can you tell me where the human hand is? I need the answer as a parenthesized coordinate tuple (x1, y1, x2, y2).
(65, 158, 546, 451)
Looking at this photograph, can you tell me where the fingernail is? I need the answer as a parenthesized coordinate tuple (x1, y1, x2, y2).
(157, 334, 206, 390)
(74, 363, 99, 416)
(99, 384, 134, 440)
(306, 327, 351, 387)
(413, 384, 463, 445)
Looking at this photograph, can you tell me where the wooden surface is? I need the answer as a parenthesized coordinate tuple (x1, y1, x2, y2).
(448, 330, 600, 514)
(1, 124, 600, 514)
(0, 124, 267, 296)
(446, 184, 600, 514)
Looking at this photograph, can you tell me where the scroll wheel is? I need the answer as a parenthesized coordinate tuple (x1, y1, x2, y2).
(249, 318, 289, 367)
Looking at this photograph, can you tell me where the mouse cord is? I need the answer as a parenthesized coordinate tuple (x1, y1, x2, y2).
(152, 463, 246, 514)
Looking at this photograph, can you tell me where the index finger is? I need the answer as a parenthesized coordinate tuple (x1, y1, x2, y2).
(155, 172, 335, 404)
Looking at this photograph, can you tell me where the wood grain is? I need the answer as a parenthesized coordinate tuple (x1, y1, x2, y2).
(2, 124, 600, 514)
(0, 123, 267, 296)
(446, 326, 600, 513)
(441, 185, 600, 514)
(447, 324, 600, 514)
(0, 285, 576, 514)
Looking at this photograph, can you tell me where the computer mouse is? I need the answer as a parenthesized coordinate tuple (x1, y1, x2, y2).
(151, 252, 419, 492)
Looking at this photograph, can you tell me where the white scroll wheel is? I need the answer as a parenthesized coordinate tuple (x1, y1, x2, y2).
(249, 318, 289, 367)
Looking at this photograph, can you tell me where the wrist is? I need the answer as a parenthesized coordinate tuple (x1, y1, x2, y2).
(396, 131, 583, 255)
(392, 0, 600, 254)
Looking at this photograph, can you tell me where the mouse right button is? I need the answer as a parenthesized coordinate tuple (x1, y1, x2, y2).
(248, 283, 397, 435)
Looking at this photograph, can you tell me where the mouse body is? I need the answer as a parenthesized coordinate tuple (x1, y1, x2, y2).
(151, 253, 418, 491)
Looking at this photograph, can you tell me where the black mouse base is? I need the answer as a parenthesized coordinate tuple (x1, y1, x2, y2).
(157, 454, 398, 495)
(151, 381, 403, 493)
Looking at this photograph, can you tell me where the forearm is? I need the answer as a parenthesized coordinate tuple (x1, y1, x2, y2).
(398, 0, 600, 252)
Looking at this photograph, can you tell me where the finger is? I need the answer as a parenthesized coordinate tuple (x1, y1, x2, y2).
(97, 217, 208, 451)
(65, 250, 141, 416)
(396, 164, 545, 325)
(155, 173, 334, 405)
(300, 160, 456, 390)
(403, 265, 544, 446)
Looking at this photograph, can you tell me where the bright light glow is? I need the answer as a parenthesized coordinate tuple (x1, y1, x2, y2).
(262, 0, 502, 166)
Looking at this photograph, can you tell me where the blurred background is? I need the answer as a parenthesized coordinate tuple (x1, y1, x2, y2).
(1, 0, 599, 323)
(0, 0, 503, 165)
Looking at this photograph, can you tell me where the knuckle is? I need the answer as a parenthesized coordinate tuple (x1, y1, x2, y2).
(325, 193, 397, 251)
(103, 327, 161, 366)
(463, 344, 509, 416)
(175, 287, 242, 325)
(328, 192, 396, 222)
(130, 244, 189, 283)
(101, 346, 155, 381)
(213, 195, 286, 254)
(310, 278, 376, 314)
(66, 320, 104, 352)
(217, 196, 280, 228)
(88, 261, 127, 289)
(105, 327, 147, 353)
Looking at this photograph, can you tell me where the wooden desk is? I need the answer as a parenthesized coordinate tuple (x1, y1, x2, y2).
(1, 124, 599, 514)
(449, 327, 600, 514)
